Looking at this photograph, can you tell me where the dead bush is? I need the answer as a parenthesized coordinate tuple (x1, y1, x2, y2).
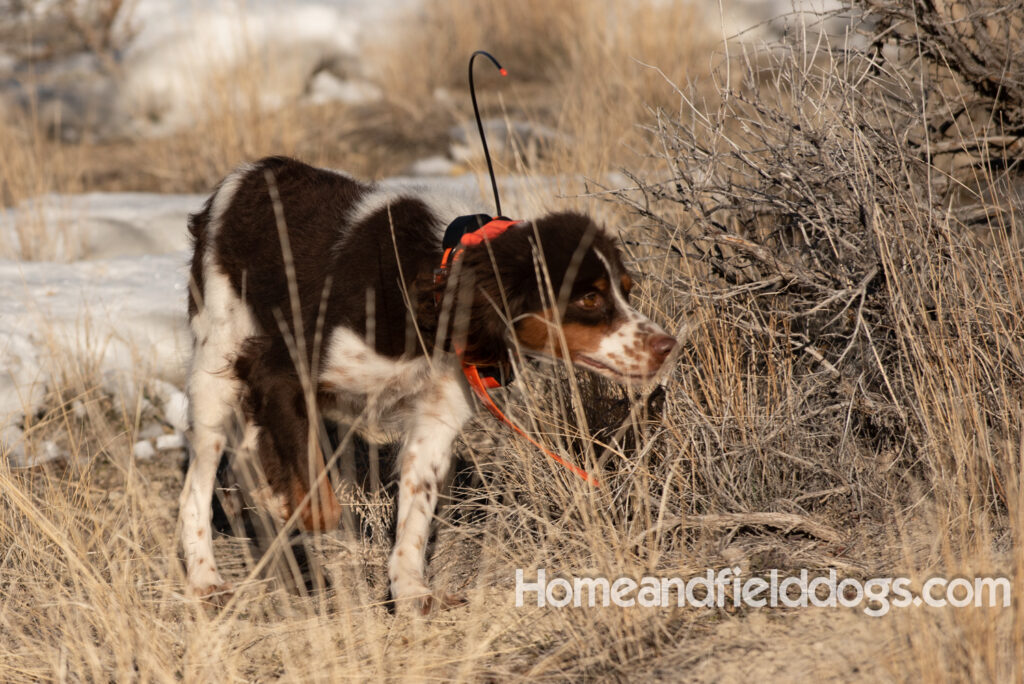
(606, 1, 1023, 523)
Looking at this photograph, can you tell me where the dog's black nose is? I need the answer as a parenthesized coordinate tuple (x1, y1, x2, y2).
(649, 334, 677, 362)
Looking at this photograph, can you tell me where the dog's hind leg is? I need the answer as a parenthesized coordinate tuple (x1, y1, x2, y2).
(252, 372, 342, 533)
(388, 371, 473, 614)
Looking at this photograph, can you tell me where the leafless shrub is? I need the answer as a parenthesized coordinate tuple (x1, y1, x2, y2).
(610, 1, 1023, 521)
(855, 0, 1024, 224)
(591, 7, 1023, 675)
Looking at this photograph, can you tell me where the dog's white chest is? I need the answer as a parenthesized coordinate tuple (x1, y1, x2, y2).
(318, 327, 440, 440)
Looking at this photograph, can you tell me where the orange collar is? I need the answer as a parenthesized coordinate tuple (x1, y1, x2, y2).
(463, 363, 600, 487)
(433, 217, 520, 302)
(433, 215, 600, 487)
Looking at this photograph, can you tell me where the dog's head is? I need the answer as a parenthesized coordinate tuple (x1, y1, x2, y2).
(432, 211, 677, 383)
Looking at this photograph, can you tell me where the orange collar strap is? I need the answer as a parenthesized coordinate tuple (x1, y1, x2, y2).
(434, 216, 521, 302)
(462, 357, 600, 488)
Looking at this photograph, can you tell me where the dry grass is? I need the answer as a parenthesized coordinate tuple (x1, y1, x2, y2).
(1, 0, 1023, 681)
(605, 1, 1024, 678)
(0, 110, 86, 260)
(373, 0, 719, 177)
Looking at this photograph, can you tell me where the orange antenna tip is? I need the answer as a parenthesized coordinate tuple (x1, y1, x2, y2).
(499, 68, 507, 76)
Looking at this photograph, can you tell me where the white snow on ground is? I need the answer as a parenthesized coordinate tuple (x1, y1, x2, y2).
(0, 249, 194, 465)
(0, 193, 200, 464)
(0, 170, 573, 465)
(0, 252, 193, 419)
(1, 193, 200, 261)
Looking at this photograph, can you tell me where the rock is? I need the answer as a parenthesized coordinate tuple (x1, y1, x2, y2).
(407, 155, 461, 177)
(132, 440, 157, 461)
(307, 71, 382, 106)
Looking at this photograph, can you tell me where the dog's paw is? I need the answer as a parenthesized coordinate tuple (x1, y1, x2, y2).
(438, 591, 467, 610)
(188, 582, 234, 607)
(416, 591, 467, 616)
(391, 577, 467, 615)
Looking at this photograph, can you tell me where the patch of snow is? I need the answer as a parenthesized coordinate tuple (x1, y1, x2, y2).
(1, 425, 27, 465)
(101, 368, 151, 417)
(151, 378, 190, 432)
(7, 436, 65, 469)
(118, 1, 382, 136)
(137, 423, 167, 441)
(0, 333, 47, 423)
(407, 155, 460, 177)
(378, 172, 567, 220)
(307, 71, 383, 106)
(449, 118, 567, 165)
(711, 0, 850, 42)
(70, 399, 87, 420)
(41, 440, 64, 463)
(0, 193, 202, 261)
(0, 252, 192, 425)
(1, 0, 417, 139)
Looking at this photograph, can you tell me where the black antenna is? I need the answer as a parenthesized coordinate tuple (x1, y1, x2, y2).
(469, 50, 506, 218)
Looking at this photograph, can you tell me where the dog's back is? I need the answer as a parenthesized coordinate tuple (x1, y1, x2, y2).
(188, 156, 453, 359)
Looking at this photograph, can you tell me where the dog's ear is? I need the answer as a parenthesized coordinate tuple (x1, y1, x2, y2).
(462, 277, 530, 366)
(411, 260, 495, 364)
(422, 247, 532, 367)
(421, 212, 614, 365)
(412, 271, 443, 349)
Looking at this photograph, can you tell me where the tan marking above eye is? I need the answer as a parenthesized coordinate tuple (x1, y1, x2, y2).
(516, 309, 622, 357)
(621, 274, 634, 294)
(593, 277, 609, 293)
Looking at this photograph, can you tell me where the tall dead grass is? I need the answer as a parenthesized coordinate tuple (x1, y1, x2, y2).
(1, 0, 1022, 681)
(375, 0, 719, 178)
(608, 0, 1023, 678)
(0, 109, 85, 260)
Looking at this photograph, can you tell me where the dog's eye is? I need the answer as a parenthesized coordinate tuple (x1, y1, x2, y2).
(574, 292, 603, 311)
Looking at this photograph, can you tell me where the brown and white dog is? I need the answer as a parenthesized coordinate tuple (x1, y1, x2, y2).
(179, 156, 676, 612)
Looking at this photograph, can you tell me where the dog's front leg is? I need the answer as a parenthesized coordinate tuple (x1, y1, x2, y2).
(389, 373, 473, 614)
